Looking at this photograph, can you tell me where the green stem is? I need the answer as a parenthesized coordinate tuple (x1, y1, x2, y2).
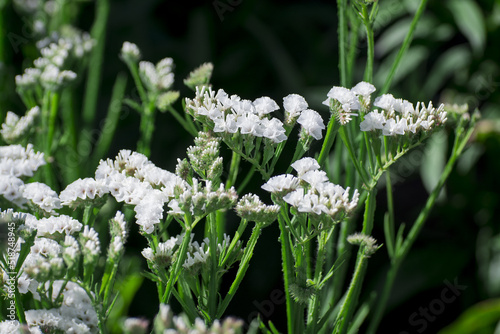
(46, 92, 60, 155)
(91, 72, 128, 168)
(346, 8, 361, 87)
(278, 214, 295, 334)
(162, 219, 193, 303)
(137, 98, 156, 157)
(384, 172, 396, 254)
(216, 223, 263, 318)
(208, 212, 218, 320)
(361, 4, 375, 83)
(381, 0, 429, 94)
(220, 219, 248, 268)
(82, 0, 110, 127)
(307, 231, 328, 333)
(317, 115, 339, 167)
(338, 126, 369, 186)
(366, 127, 474, 333)
(333, 249, 369, 334)
(226, 150, 241, 190)
(337, 0, 348, 86)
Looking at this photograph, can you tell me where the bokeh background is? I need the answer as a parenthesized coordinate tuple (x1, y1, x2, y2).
(2, 0, 500, 332)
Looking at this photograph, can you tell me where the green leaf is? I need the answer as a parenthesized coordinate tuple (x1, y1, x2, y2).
(420, 130, 448, 200)
(439, 299, 500, 334)
(447, 0, 486, 54)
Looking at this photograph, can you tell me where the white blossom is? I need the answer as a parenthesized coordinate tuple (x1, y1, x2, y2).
(22, 182, 62, 213)
(297, 109, 325, 140)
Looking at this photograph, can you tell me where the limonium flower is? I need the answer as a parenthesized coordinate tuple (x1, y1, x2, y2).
(290, 157, 320, 177)
(283, 93, 308, 125)
(59, 177, 109, 208)
(323, 81, 376, 125)
(297, 109, 325, 140)
(347, 232, 380, 257)
(139, 57, 175, 93)
(21, 280, 99, 332)
(0, 144, 45, 178)
(185, 86, 288, 143)
(22, 182, 62, 214)
(121, 41, 141, 63)
(261, 174, 299, 196)
(25, 214, 82, 237)
(1, 106, 40, 144)
(266, 157, 359, 222)
(184, 62, 213, 90)
(360, 94, 448, 136)
(235, 193, 280, 225)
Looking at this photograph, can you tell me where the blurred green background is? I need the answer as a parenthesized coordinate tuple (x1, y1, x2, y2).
(2, 0, 500, 332)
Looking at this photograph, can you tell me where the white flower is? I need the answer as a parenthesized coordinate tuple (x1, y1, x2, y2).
(59, 177, 108, 207)
(134, 189, 166, 234)
(382, 118, 407, 136)
(360, 110, 386, 132)
(261, 174, 299, 193)
(351, 81, 376, 97)
(213, 114, 238, 133)
(27, 215, 82, 236)
(0, 175, 25, 205)
(1, 106, 40, 143)
(261, 118, 287, 143)
(324, 86, 360, 111)
(283, 94, 308, 123)
(253, 96, 279, 117)
(297, 109, 325, 140)
(290, 157, 320, 177)
(374, 94, 397, 111)
(121, 41, 141, 62)
(301, 170, 329, 189)
(22, 182, 62, 213)
(0, 144, 45, 177)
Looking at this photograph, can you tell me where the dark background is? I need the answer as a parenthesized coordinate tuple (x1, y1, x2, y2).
(3, 0, 500, 332)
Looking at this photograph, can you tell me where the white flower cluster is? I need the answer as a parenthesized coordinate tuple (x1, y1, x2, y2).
(59, 177, 109, 208)
(23, 281, 98, 333)
(283, 93, 309, 125)
(15, 31, 93, 91)
(168, 178, 238, 218)
(347, 232, 379, 257)
(153, 304, 244, 334)
(81, 225, 101, 263)
(0, 106, 40, 143)
(0, 144, 46, 206)
(25, 214, 82, 237)
(141, 233, 210, 273)
(155, 304, 244, 334)
(96, 150, 237, 233)
(360, 94, 448, 136)
(121, 41, 141, 63)
(96, 150, 183, 233)
(323, 81, 376, 125)
(139, 57, 175, 93)
(0, 144, 45, 177)
(263, 157, 359, 221)
(297, 109, 326, 140)
(186, 86, 288, 143)
(37, 32, 93, 67)
(108, 211, 128, 259)
(22, 182, 62, 214)
(235, 193, 280, 225)
(22, 237, 65, 281)
(186, 133, 223, 180)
